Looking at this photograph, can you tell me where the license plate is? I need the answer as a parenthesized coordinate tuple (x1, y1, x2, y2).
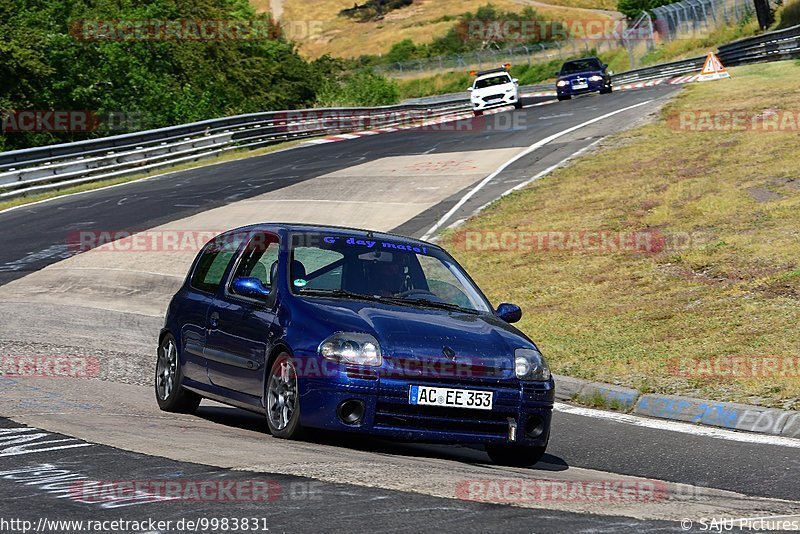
(572, 83, 588, 89)
(409, 385, 493, 410)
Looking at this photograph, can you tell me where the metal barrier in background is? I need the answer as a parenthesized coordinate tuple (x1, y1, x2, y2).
(0, 101, 469, 201)
(652, 0, 755, 41)
(1, 24, 798, 202)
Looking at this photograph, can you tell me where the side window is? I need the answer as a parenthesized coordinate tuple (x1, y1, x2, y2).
(191, 233, 247, 294)
(292, 247, 344, 290)
(231, 232, 280, 291)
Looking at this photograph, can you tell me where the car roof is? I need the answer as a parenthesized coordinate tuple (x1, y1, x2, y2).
(475, 67, 510, 78)
(221, 223, 439, 248)
(562, 56, 601, 65)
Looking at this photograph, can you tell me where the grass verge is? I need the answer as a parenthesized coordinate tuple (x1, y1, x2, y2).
(440, 60, 800, 409)
(0, 139, 308, 213)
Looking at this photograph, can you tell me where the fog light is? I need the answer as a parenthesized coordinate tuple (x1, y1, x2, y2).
(337, 399, 365, 426)
(525, 414, 545, 438)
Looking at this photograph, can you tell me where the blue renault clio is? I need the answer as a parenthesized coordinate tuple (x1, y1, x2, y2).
(156, 224, 554, 466)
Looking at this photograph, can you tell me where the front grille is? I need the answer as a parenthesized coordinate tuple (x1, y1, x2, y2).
(374, 401, 514, 436)
(382, 357, 509, 382)
(483, 94, 505, 102)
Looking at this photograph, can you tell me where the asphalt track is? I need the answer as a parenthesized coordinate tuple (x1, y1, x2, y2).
(1, 87, 799, 533)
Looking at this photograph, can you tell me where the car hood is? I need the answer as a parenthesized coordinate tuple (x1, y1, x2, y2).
(558, 69, 604, 82)
(292, 297, 535, 379)
(471, 84, 515, 97)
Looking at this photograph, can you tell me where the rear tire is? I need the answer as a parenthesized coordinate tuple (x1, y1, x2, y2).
(266, 353, 303, 439)
(155, 334, 201, 413)
(486, 444, 547, 467)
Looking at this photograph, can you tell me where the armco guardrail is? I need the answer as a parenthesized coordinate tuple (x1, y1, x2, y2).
(2, 23, 799, 201)
(613, 22, 800, 84)
(0, 100, 468, 200)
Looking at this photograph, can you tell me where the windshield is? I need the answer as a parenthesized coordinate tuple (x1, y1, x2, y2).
(560, 59, 602, 75)
(474, 74, 512, 89)
(289, 233, 492, 313)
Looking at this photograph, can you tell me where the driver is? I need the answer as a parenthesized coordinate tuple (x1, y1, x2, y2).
(368, 261, 407, 296)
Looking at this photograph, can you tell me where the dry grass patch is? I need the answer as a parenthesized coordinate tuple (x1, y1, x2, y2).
(280, 0, 612, 58)
(441, 61, 800, 408)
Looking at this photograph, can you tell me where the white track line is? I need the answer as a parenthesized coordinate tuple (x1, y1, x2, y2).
(555, 402, 800, 448)
(420, 99, 654, 240)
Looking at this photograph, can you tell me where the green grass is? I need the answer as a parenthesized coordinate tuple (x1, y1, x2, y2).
(395, 17, 761, 99)
(440, 61, 800, 409)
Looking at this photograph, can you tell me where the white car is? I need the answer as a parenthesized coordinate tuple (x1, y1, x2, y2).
(468, 67, 522, 116)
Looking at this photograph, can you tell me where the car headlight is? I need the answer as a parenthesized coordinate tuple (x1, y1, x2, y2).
(319, 333, 382, 366)
(556, 80, 569, 87)
(589, 75, 603, 82)
(514, 348, 550, 381)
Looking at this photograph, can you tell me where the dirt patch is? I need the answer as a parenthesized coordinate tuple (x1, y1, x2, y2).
(747, 186, 783, 203)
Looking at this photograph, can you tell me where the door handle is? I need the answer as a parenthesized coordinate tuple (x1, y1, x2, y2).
(209, 312, 220, 329)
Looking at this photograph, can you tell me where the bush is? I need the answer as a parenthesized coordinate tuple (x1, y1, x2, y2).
(0, 0, 351, 150)
(316, 70, 400, 107)
(777, 0, 800, 28)
(340, 0, 414, 22)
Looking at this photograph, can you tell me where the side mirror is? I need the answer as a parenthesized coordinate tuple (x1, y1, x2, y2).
(496, 303, 522, 323)
(232, 277, 270, 300)
(608, 70, 614, 76)
(554, 71, 560, 76)
(512, 78, 519, 84)
(602, 63, 608, 69)
(467, 87, 473, 91)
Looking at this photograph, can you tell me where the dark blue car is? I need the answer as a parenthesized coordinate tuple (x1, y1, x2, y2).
(156, 224, 554, 466)
(556, 57, 613, 101)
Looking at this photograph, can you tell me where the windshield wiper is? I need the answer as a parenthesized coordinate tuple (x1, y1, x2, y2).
(379, 296, 480, 315)
(297, 289, 384, 303)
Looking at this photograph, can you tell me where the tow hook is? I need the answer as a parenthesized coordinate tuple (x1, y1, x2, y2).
(507, 417, 517, 442)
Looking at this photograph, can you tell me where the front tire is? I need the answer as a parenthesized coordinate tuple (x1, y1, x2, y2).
(514, 101, 523, 109)
(266, 353, 302, 439)
(155, 334, 201, 413)
(473, 110, 484, 116)
(486, 444, 547, 467)
(557, 95, 571, 101)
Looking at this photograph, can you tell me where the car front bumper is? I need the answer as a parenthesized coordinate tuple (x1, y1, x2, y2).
(471, 92, 520, 112)
(557, 79, 609, 97)
(299, 371, 554, 446)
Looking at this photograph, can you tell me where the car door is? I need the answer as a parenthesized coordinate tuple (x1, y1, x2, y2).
(180, 231, 248, 385)
(205, 231, 281, 398)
